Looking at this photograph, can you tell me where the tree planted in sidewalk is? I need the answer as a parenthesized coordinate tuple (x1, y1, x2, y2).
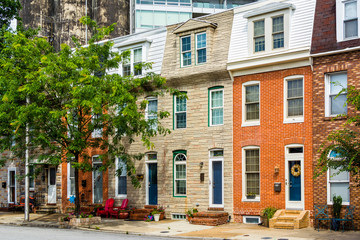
(0, 17, 178, 215)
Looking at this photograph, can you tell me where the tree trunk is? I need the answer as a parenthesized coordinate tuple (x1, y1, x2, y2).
(74, 154, 80, 217)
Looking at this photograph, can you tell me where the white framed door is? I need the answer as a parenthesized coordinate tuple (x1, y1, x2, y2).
(285, 145, 304, 210)
(209, 150, 224, 208)
(48, 167, 57, 204)
(145, 152, 158, 205)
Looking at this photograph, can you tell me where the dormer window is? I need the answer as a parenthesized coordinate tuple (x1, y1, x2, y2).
(196, 32, 207, 64)
(336, 0, 359, 41)
(272, 16, 284, 49)
(254, 20, 265, 52)
(122, 47, 143, 76)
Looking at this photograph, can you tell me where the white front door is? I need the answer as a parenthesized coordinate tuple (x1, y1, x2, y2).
(48, 167, 56, 204)
(285, 145, 304, 210)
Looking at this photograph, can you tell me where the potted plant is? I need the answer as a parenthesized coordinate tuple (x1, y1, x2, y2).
(157, 206, 166, 220)
(261, 207, 278, 227)
(186, 208, 198, 223)
(331, 195, 342, 230)
(246, 192, 256, 199)
(151, 209, 161, 222)
(118, 209, 130, 219)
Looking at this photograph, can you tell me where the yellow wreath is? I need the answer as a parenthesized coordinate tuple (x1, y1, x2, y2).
(291, 164, 301, 177)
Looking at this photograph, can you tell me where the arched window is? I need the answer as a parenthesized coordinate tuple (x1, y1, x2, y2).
(174, 152, 187, 196)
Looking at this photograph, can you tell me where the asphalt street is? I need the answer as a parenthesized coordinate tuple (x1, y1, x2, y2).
(0, 225, 195, 240)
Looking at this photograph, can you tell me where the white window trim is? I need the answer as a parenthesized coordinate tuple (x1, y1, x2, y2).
(242, 146, 260, 202)
(247, 9, 290, 55)
(92, 113, 103, 138)
(283, 75, 304, 124)
(243, 215, 261, 224)
(326, 150, 350, 205)
(209, 149, 224, 208)
(209, 88, 224, 126)
(242, 81, 260, 127)
(67, 162, 75, 198)
(115, 157, 127, 199)
(174, 153, 187, 197)
(195, 32, 207, 65)
(7, 167, 16, 204)
(145, 96, 158, 129)
(119, 43, 147, 77)
(324, 72, 347, 117)
(336, 0, 360, 42)
(145, 152, 157, 205)
(180, 35, 191, 67)
(174, 95, 187, 129)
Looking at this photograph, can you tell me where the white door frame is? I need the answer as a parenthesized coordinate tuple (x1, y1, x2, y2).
(285, 144, 304, 210)
(7, 167, 16, 204)
(92, 155, 102, 204)
(145, 153, 157, 205)
(209, 150, 224, 208)
(47, 166, 57, 204)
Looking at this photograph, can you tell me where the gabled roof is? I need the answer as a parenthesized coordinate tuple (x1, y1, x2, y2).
(243, 2, 296, 18)
(172, 19, 217, 34)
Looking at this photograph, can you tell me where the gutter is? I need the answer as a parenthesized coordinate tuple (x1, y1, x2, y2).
(310, 46, 360, 57)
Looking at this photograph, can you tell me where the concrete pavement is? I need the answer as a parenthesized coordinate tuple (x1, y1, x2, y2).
(1, 212, 360, 240)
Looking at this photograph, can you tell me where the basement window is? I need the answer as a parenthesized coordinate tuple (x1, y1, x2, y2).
(171, 213, 186, 220)
(243, 216, 261, 224)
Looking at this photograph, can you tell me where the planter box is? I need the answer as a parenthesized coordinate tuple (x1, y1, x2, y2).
(69, 216, 101, 227)
(118, 212, 129, 219)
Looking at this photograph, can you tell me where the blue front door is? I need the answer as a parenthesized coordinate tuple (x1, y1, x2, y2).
(289, 161, 301, 201)
(212, 161, 223, 205)
(148, 163, 158, 205)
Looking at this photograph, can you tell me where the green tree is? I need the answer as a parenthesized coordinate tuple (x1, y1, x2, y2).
(316, 86, 360, 183)
(0, 0, 21, 29)
(0, 17, 178, 215)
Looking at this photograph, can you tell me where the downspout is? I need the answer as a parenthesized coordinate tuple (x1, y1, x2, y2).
(85, 0, 88, 44)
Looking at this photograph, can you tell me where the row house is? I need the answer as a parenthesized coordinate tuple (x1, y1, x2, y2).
(228, 0, 316, 225)
(311, 0, 360, 228)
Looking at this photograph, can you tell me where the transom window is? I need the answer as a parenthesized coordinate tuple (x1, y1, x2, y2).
(254, 20, 265, 52)
(174, 152, 187, 196)
(245, 84, 260, 121)
(196, 32, 207, 64)
(326, 72, 347, 116)
(286, 78, 303, 117)
(244, 148, 260, 198)
(181, 36, 191, 67)
(210, 88, 224, 126)
(272, 16, 284, 49)
(175, 95, 187, 129)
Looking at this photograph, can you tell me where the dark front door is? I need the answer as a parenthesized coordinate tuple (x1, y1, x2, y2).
(148, 163, 158, 205)
(212, 161, 223, 205)
(289, 161, 301, 201)
(93, 163, 103, 203)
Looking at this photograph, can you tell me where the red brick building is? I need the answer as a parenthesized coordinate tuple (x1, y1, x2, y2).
(311, 0, 360, 229)
(228, 0, 316, 225)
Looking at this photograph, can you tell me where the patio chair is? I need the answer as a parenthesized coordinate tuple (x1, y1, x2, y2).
(335, 205, 355, 232)
(314, 205, 331, 231)
(97, 198, 114, 218)
(109, 199, 129, 219)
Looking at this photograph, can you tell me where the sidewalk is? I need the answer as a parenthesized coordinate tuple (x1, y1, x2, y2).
(1, 212, 360, 240)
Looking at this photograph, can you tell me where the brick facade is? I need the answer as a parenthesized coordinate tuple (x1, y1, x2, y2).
(233, 66, 314, 223)
(312, 51, 360, 229)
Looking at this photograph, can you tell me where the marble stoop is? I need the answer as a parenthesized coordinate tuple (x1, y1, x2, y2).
(269, 210, 310, 229)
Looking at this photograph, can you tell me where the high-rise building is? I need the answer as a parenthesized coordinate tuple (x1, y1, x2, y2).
(131, 0, 258, 33)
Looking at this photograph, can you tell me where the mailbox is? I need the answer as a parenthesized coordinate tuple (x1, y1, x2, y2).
(2, 182, 6, 188)
(274, 182, 281, 192)
(200, 173, 205, 182)
(81, 180, 86, 187)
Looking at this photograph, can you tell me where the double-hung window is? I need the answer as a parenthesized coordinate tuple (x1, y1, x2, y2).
(244, 83, 260, 123)
(243, 147, 260, 200)
(67, 162, 75, 198)
(174, 95, 187, 129)
(325, 72, 347, 116)
(327, 150, 350, 204)
(174, 152, 186, 196)
(122, 47, 143, 76)
(146, 97, 158, 130)
(181, 35, 191, 67)
(196, 32, 206, 64)
(272, 16, 284, 49)
(209, 87, 224, 126)
(336, 0, 359, 41)
(254, 20, 265, 52)
(116, 158, 127, 198)
(92, 113, 102, 138)
(284, 76, 304, 122)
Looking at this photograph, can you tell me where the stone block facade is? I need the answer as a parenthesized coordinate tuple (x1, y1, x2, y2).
(233, 66, 314, 223)
(312, 51, 360, 229)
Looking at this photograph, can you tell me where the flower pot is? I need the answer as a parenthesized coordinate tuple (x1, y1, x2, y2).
(118, 212, 129, 219)
(331, 218, 340, 231)
(187, 216, 193, 223)
(154, 214, 160, 222)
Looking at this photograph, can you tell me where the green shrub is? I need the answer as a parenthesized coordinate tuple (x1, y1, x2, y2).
(332, 195, 342, 219)
(262, 207, 278, 220)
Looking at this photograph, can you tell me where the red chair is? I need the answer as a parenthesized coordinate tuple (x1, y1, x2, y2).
(97, 198, 114, 218)
(109, 199, 129, 219)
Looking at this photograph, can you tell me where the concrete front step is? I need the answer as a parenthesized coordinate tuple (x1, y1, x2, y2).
(270, 210, 310, 229)
(274, 222, 295, 229)
(35, 206, 58, 214)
